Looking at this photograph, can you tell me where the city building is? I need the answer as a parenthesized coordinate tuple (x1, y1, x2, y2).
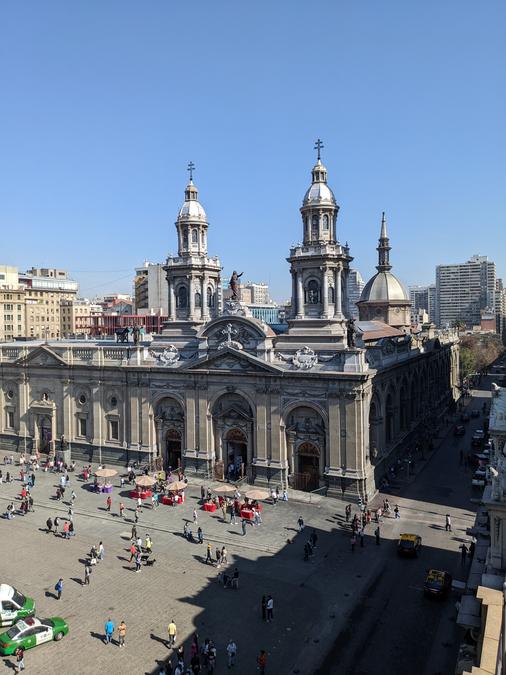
(0, 152, 459, 499)
(60, 299, 103, 337)
(347, 268, 365, 320)
(0, 266, 25, 342)
(134, 262, 168, 315)
(409, 284, 436, 323)
(20, 268, 78, 340)
(100, 295, 134, 316)
(436, 255, 496, 328)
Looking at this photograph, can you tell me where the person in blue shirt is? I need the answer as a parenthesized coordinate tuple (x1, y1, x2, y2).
(104, 618, 115, 645)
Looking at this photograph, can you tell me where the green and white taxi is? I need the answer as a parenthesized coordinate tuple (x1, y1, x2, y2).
(0, 616, 69, 655)
(0, 585, 35, 626)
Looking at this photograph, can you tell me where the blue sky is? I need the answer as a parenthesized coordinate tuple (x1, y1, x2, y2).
(1, 1, 505, 301)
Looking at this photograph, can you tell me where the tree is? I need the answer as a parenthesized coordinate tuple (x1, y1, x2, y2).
(459, 347, 476, 380)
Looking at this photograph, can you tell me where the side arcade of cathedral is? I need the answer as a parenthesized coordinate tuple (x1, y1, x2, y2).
(0, 152, 460, 499)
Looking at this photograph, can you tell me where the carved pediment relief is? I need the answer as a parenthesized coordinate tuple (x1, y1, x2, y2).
(186, 348, 281, 374)
(16, 346, 67, 368)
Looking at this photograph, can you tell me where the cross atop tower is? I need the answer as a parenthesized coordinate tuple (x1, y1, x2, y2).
(187, 161, 195, 182)
(314, 138, 324, 161)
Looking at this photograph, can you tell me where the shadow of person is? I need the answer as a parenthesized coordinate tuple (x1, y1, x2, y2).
(150, 633, 169, 648)
(44, 591, 58, 599)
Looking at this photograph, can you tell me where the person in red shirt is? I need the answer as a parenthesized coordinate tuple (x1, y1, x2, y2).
(257, 650, 267, 674)
(106, 495, 112, 512)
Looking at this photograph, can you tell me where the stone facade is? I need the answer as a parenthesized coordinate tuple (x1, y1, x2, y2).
(0, 154, 460, 500)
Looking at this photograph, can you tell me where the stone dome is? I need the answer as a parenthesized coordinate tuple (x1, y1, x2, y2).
(360, 271, 409, 303)
(303, 180, 336, 206)
(178, 199, 207, 220)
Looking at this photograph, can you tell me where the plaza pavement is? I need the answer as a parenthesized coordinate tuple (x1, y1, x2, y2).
(0, 414, 474, 675)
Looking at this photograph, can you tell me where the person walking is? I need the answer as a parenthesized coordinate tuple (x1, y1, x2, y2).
(134, 506, 140, 524)
(374, 526, 381, 545)
(266, 595, 274, 622)
(215, 547, 222, 568)
(54, 516, 60, 535)
(55, 578, 63, 600)
(135, 551, 142, 573)
(118, 620, 127, 647)
(131, 523, 138, 540)
(241, 519, 247, 536)
(310, 530, 318, 548)
(46, 517, 53, 533)
(14, 646, 25, 673)
(261, 595, 267, 621)
(193, 508, 198, 525)
(297, 516, 304, 532)
(226, 639, 237, 668)
(129, 542, 137, 563)
(445, 514, 452, 532)
(167, 619, 177, 648)
(62, 521, 70, 539)
(119, 502, 125, 518)
(83, 563, 91, 586)
(197, 527, 203, 544)
(205, 543, 213, 564)
(257, 650, 267, 675)
(394, 505, 400, 520)
(98, 541, 105, 561)
(221, 546, 228, 565)
(232, 567, 239, 589)
(461, 543, 469, 565)
(104, 618, 115, 645)
(106, 495, 112, 512)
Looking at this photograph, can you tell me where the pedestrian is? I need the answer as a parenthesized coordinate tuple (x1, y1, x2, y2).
(55, 578, 63, 600)
(394, 505, 400, 519)
(104, 618, 115, 644)
(297, 516, 304, 532)
(232, 567, 239, 589)
(193, 508, 198, 524)
(374, 526, 381, 545)
(197, 527, 203, 544)
(282, 488, 288, 502)
(266, 595, 274, 622)
(46, 517, 53, 533)
(261, 595, 267, 621)
(445, 514, 452, 532)
(98, 541, 105, 560)
(167, 619, 177, 648)
(310, 529, 318, 548)
(62, 521, 70, 539)
(135, 551, 142, 573)
(129, 542, 137, 562)
(470, 540, 476, 558)
(84, 564, 91, 586)
(241, 519, 246, 536)
(205, 543, 213, 564)
(221, 546, 228, 564)
(54, 516, 60, 534)
(221, 503, 227, 522)
(200, 485, 205, 502)
(119, 502, 125, 518)
(134, 506, 140, 524)
(118, 620, 126, 647)
(461, 543, 468, 564)
(257, 650, 267, 675)
(137, 496, 142, 509)
(145, 533, 153, 554)
(216, 547, 221, 568)
(226, 639, 237, 668)
(14, 646, 25, 673)
(131, 524, 138, 540)
(106, 495, 112, 512)
(350, 534, 356, 552)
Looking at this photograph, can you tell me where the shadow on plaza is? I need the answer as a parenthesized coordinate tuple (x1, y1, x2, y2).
(145, 509, 469, 675)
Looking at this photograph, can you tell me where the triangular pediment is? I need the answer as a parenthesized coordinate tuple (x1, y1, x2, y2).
(184, 347, 282, 374)
(15, 345, 68, 367)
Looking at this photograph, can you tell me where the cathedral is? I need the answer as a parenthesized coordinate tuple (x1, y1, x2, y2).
(0, 148, 460, 499)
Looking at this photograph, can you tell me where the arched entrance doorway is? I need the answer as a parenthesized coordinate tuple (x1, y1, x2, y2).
(225, 428, 247, 480)
(165, 429, 182, 470)
(297, 442, 320, 491)
(40, 417, 52, 454)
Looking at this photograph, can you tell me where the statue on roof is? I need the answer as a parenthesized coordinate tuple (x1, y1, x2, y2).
(229, 271, 243, 301)
(347, 317, 357, 348)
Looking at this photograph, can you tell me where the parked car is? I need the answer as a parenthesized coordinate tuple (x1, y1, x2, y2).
(0, 585, 35, 627)
(0, 617, 69, 656)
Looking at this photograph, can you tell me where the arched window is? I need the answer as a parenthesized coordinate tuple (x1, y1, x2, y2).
(311, 214, 319, 238)
(201, 232, 206, 247)
(192, 229, 198, 244)
(328, 286, 335, 304)
(183, 232, 189, 249)
(323, 214, 329, 230)
(176, 285, 187, 308)
(194, 291, 201, 308)
(305, 279, 320, 304)
(207, 286, 214, 308)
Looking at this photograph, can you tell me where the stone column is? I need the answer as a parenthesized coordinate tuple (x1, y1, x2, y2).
(342, 270, 349, 317)
(286, 430, 296, 475)
(169, 280, 176, 320)
(321, 267, 329, 318)
(335, 267, 342, 317)
(184, 388, 196, 450)
(201, 276, 208, 321)
(291, 271, 297, 318)
(296, 271, 304, 319)
(188, 278, 195, 320)
(255, 390, 267, 462)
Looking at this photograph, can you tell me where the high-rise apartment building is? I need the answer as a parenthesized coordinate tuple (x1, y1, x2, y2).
(435, 255, 496, 328)
(347, 268, 364, 319)
(0, 266, 26, 342)
(409, 284, 436, 323)
(20, 268, 78, 339)
(134, 262, 168, 315)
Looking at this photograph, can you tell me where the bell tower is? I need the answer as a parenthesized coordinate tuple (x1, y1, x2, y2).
(163, 163, 222, 331)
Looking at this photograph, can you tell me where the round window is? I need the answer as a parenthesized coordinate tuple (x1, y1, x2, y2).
(6, 390, 14, 400)
(110, 396, 118, 407)
(79, 394, 87, 405)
